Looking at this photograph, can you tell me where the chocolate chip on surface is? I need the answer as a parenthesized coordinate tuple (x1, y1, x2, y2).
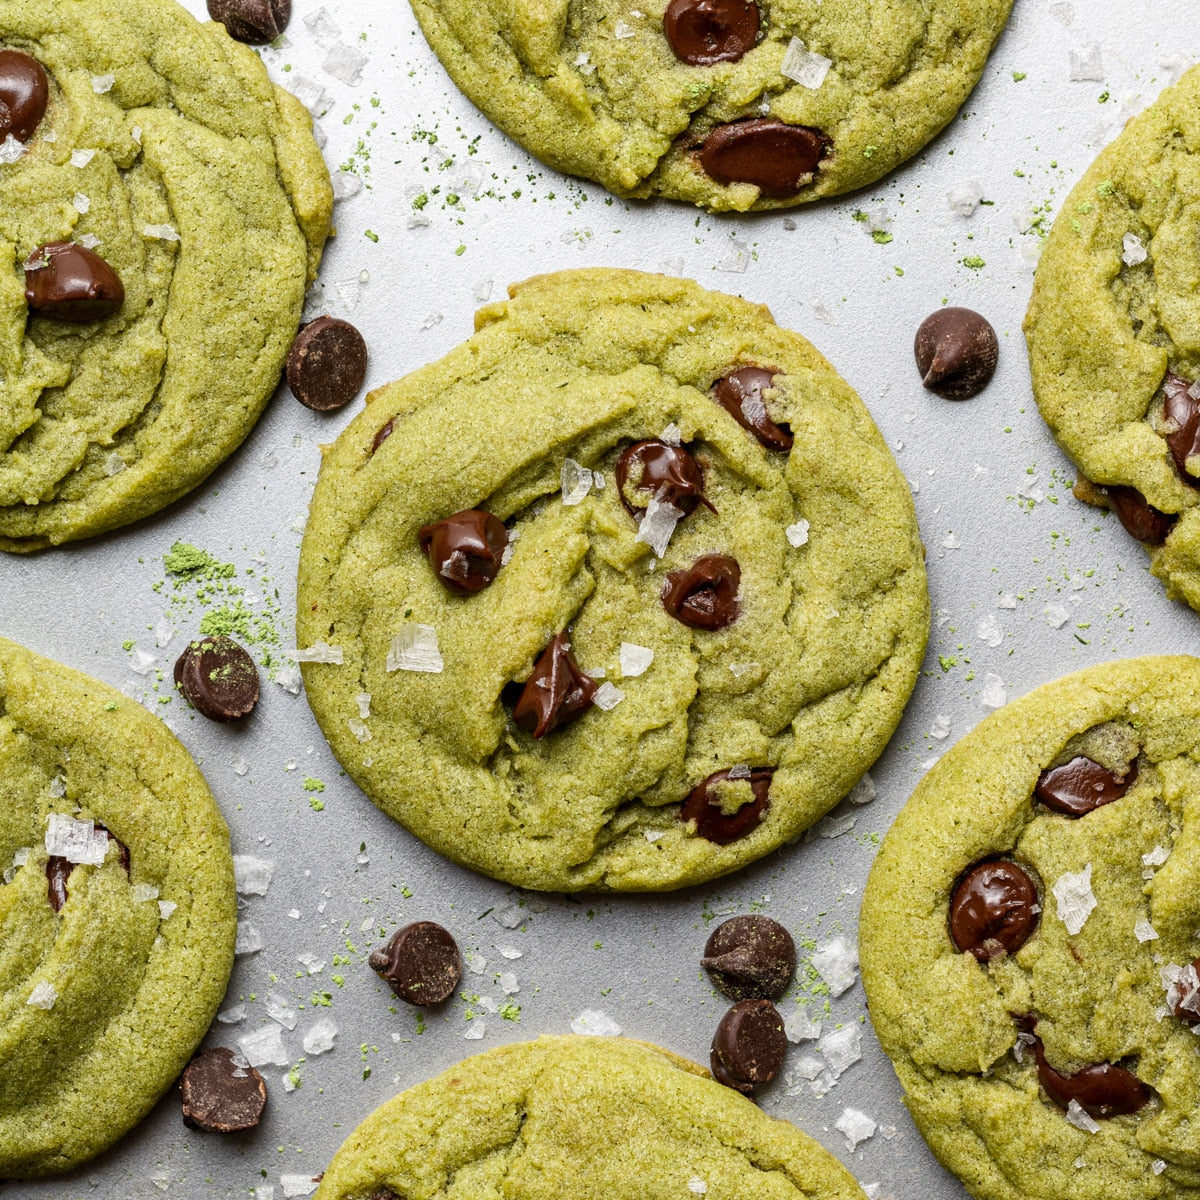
(24, 242, 125, 323)
(206, 0, 291, 43)
(949, 860, 1039, 962)
(1030, 1036, 1149, 1119)
(46, 856, 71, 912)
(663, 0, 758, 65)
(711, 366, 793, 451)
(702, 915, 796, 1001)
(1035, 755, 1137, 817)
(711, 998, 787, 1091)
(367, 921, 462, 1006)
(181, 1047, 268, 1133)
(512, 632, 597, 738)
(418, 510, 508, 595)
(1161, 372, 1200, 487)
(174, 636, 260, 722)
(1102, 484, 1176, 545)
(680, 766, 771, 844)
(286, 316, 368, 411)
(709, 1048, 756, 1095)
(697, 119, 827, 198)
(661, 554, 740, 630)
(914, 307, 999, 400)
(0, 49, 49, 143)
(615, 440, 712, 517)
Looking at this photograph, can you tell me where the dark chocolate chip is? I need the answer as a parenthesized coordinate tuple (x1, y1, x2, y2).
(697, 119, 828, 198)
(709, 1047, 755, 1094)
(367, 921, 462, 1006)
(949, 860, 1039, 962)
(0, 49, 49, 143)
(46, 856, 71, 912)
(1030, 1036, 1149, 1119)
(661, 554, 740, 630)
(286, 316, 368, 412)
(511, 632, 597, 738)
(206, 0, 291, 43)
(418, 510, 508, 595)
(174, 636, 260, 722)
(24, 242, 125, 322)
(1161, 373, 1200, 488)
(615, 440, 713, 518)
(711, 366, 792, 451)
(370, 418, 395, 455)
(181, 1047, 268, 1133)
(914, 307, 999, 400)
(711, 998, 787, 1091)
(680, 766, 771, 844)
(1103, 484, 1176, 545)
(1035, 755, 1137, 817)
(702, 914, 796, 1001)
(662, 0, 758, 65)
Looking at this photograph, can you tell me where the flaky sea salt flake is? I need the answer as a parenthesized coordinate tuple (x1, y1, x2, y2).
(930, 714, 951, 740)
(613, 19, 635, 37)
(561, 457, 594, 505)
(660, 422, 682, 446)
(835, 1108, 877, 1151)
(977, 614, 1003, 647)
(387, 625, 443, 673)
(619, 643, 654, 677)
(267, 991, 298, 1031)
(132, 883, 159, 903)
(812, 936, 858, 997)
(593, 681, 624, 711)
(142, 223, 180, 242)
(27, 980, 57, 1009)
(45, 813, 109, 864)
(947, 180, 984, 216)
(499, 971, 519, 994)
(1069, 44, 1104, 82)
(786, 518, 811, 547)
(296, 641, 343, 664)
(239, 1024, 289, 1067)
(687, 1181, 708, 1196)
(71, 148, 96, 167)
(464, 1020, 486, 1040)
(91, 74, 115, 93)
(0, 134, 25, 163)
(1066, 1099, 1101, 1133)
(783, 1009, 822, 1043)
(781, 38, 832, 88)
(217, 1004, 246, 1024)
(274, 664, 302, 694)
(1122, 232, 1148, 266)
(158, 899, 176, 919)
(981, 673, 1007, 709)
(234, 856, 274, 896)
(73, 193, 91, 214)
(1053, 863, 1096, 935)
(636, 496, 683, 557)
(848, 772, 876, 805)
(1143, 845, 1170, 867)
(280, 1176, 319, 1198)
(324, 42, 368, 85)
(819, 1022, 863, 1079)
(304, 6, 342, 41)
(235, 920, 264, 956)
(1135, 917, 1159, 943)
(303, 1016, 338, 1054)
(571, 1009, 622, 1036)
(1044, 603, 1070, 629)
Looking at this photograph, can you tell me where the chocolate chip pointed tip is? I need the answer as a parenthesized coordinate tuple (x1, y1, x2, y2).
(914, 307, 998, 400)
(702, 915, 796, 1000)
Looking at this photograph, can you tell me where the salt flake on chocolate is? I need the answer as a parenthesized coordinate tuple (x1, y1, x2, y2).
(1052, 863, 1096, 935)
(387, 625, 443, 673)
(45, 813, 109, 865)
(636, 496, 683, 557)
(781, 38, 831, 89)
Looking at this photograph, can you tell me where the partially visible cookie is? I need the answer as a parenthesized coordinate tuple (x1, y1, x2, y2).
(0, 0, 332, 550)
(0, 636, 237, 1177)
(1025, 64, 1200, 614)
(297, 268, 928, 892)
(861, 657, 1200, 1200)
(409, 0, 1012, 211)
(312, 1034, 867, 1199)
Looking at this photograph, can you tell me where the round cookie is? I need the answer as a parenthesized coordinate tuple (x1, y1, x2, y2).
(312, 1034, 868, 1200)
(1025, 65, 1200, 615)
(860, 656, 1200, 1200)
(297, 268, 928, 891)
(0, 636, 237, 1177)
(0, 0, 332, 550)
(409, 0, 1013, 212)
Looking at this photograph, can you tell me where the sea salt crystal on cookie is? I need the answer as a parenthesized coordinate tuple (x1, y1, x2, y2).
(387, 625, 443, 673)
(1122, 232, 1148, 266)
(1052, 864, 1096, 934)
(781, 38, 832, 89)
(45, 814, 109, 865)
(295, 641, 343, 664)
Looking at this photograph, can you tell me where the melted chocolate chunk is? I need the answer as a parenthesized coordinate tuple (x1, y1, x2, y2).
(1031, 1036, 1149, 1119)
(370, 418, 395, 455)
(512, 632, 597, 738)
(46, 856, 71, 912)
(1035, 756, 1137, 817)
(206, 0, 291, 44)
(419, 510, 508, 595)
(181, 1047, 268, 1133)
(174, 636, 260, 722)
(25, 242, 124, 322)
(663, 0, 758, 65)
(702, 914, 796, 1001)
(1103, 484, 1176, 545)
(914, 307, 999, 401)
(287, 316, 368, 411)
(367, 921, 462, 1006)
(1162, 372, 1200, 488)
(0, 49, 49, 143)
(680, 767, 771, 844)
(615, 440, 712, 518)
(711, 999, 787, 1092)
(661, 554, 740, 630)
(698, 119, 828, 198)
(949, 860, 1039, 961)
(712, 366, 792, 451)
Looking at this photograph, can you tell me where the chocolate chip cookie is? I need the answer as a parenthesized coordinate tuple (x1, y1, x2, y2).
(0, 0, 332, 550)
(297, 268, 927, 891)
(1025, 65, 1200, 615)
(409, 0, 1012, 211)
(312, 1035, 868, 1199)
(860, 656, 1200, 1200)
(0, 636, 237, 1176)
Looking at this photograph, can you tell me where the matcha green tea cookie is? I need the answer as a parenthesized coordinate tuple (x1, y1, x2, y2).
(313, 1034, 868, 1200)
(0, 0, 332, 550)
(0, 636, 237, 1176)
(409, 0, 1012, 212)
(1025, 65, 1200, 615)
(860, 656, 1200, 1200)
(297, 268, 928, 891)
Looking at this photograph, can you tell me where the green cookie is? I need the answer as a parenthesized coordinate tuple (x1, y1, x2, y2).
(0, 636, 237, 1177)
(410, 0, 1012, 212)
(313, 1034, 868, 1200)
(861, 656, 1200, 1200)
(297, 268, 927, 891)
(0, 0, 332, 550)
(1025, 65, 1200, 614)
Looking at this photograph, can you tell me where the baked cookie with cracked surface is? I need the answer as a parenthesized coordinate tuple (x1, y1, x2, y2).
(409, 0, 1012, 212)
(1025, 65, 1200, 615)
(312, 1034, 868, 1200)
(0, 636, 237, 1176)
(0, 0, 332, 550)
(297, 268, 927, 891)
(860, 656, 1200, 1200)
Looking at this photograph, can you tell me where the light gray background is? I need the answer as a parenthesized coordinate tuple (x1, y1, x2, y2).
(5, 1, 1199, 1196)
